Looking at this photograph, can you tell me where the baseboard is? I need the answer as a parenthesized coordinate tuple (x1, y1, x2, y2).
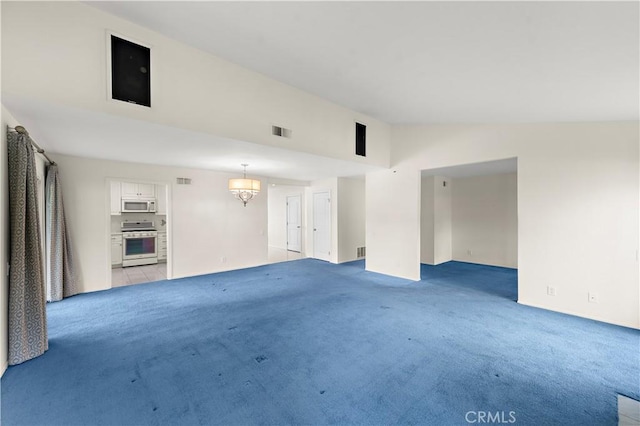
(449, 258, 518, 270)
(517, 300, 639, 330)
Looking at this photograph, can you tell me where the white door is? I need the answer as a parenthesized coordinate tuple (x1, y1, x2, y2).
(313, 192, 331, 261)
(286, 195, 302, 252)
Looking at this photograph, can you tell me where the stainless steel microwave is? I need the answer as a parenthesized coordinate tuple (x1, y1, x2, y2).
(121, 199, 156, 213)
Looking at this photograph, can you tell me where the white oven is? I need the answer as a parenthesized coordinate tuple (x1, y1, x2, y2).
(121, 220, 158, 267)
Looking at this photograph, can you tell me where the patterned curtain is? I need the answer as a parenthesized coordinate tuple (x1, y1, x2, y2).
(7, 131, 48, 365)
(45, 164, 78, 301)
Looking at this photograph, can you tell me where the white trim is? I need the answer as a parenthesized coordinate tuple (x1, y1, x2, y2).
(517, 300, 639, 330)
(105, 30, 153, 109)
(0, 360, 8, 377)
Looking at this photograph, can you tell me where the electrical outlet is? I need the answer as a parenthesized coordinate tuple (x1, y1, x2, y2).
(220, 256, 227, 263)
(467, 249, 473, 256)
(588, 292, 598, 303)
(547, 286, 556, 296)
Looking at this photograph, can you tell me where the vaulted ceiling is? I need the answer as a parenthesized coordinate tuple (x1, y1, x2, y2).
(90, 1, 639, 124)
(4, 2, 638, 180)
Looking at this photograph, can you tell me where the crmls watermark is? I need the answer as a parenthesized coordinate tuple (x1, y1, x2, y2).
(465, 411, 516, 424)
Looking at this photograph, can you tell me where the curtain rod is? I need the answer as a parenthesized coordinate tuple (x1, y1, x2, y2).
(7, 125, 56, 165)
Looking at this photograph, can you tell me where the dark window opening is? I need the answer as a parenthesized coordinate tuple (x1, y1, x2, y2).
(355, 122, 366, 157)
(111, 35, 151, 107)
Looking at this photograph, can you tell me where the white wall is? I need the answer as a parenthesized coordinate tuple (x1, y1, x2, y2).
(51, 154, 268, 293)
(366, 168, 421, 281)
(337, 177, 365, 263)
(368, 122, 639, 328)
(267, 185, 306, 252)
(1, 1, 391, 168)
(452, 173, 518, 268)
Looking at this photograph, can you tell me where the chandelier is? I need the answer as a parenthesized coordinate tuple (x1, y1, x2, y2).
(228, 164, 261, 207)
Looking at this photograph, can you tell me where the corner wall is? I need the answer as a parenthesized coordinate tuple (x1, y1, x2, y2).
(420, 176, 435, 265)
(433, 176, 452, 265)
(366, 168, 421, 281)
(420, 175, 452, 265)
(337, 177, 365, 263)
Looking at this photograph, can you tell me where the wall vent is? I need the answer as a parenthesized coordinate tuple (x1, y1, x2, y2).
(272, 125, 292, 138)
(357, 246, 366, 258)
(176, 177, 192, 185)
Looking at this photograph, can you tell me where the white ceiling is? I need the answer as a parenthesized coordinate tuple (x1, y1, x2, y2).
(3, 94, 383, 181)
(90, 1, 639, 124)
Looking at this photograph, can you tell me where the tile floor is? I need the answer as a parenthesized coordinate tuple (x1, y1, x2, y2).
(268, 246, 303, 264)
(618, 395, 640, 426)
(113, 249, 300, 288)
(112, 263, 167, 287)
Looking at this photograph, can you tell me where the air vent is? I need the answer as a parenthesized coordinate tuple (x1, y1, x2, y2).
(176, 177, 192, 185)
(272, 125, 292, 138)
(357, 246, 366, 258)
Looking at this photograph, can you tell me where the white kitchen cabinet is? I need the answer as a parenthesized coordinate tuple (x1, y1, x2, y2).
(111, 234, 123, 266)
(121, 182, 156, 200)
(158, 232, 167, 261)
(156, 184, 167, 215)
(120, 182, 138, 198)
(138, 183, 155, 199)
(110, 181, 121, 215)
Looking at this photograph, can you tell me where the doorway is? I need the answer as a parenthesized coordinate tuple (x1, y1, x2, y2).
(420, 157, 518, 299)
(313, 191, 331, 261)
(267, 184, 305, 263)
(109, 179, 170, 287)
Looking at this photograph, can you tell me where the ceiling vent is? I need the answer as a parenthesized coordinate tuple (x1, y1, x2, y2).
(272, 125, 292, 138)
(176, 177, 192, 185)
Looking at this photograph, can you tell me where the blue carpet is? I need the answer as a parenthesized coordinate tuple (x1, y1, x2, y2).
(1, 259, 638, 425)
